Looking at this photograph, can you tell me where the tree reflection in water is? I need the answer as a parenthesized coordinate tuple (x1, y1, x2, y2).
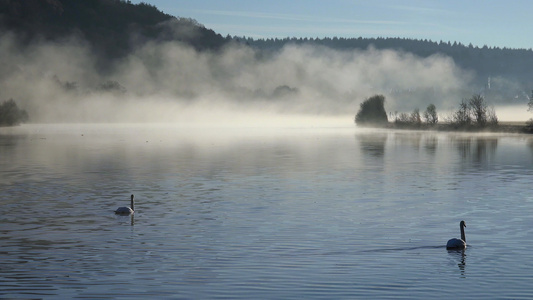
(450, 135, 498, 167)
(357, 132, 388, 158)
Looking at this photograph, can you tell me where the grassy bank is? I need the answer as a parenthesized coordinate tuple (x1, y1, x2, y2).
(380, 121, 533, 134)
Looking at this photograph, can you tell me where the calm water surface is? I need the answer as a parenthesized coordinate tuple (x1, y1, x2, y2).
(1, 124, 533, 299)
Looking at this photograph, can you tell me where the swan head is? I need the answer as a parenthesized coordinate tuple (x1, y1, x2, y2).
(460, 220, 466, 228)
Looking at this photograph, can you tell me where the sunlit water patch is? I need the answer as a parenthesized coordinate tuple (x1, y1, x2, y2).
(1, 124, 533, 299)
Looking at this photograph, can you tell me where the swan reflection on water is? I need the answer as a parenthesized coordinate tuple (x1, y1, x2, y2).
(446, 221, 468, 277)
(448, 248, 467, 277)
(114, 210, 135, 226)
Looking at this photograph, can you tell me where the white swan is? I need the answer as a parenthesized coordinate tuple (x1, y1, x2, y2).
(446, 220, 466, 250)
(115, 194, 134, 215)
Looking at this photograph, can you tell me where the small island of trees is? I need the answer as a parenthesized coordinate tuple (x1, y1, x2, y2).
(354, 93, 533, 133)
(354, 95, 388, 126)
(0, 99, 29, 126)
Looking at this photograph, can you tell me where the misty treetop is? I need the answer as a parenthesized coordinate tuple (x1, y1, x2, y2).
(0, 99, 28, 126)
(393, 105, 437, 127)
(423, 104, 438, 125)
(449, 94, 498, 128)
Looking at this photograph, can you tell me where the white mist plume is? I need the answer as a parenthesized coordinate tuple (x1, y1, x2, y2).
(0, 35, 477, 125)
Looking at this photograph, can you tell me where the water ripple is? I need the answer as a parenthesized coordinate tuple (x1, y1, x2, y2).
(1, 126, 533, 299)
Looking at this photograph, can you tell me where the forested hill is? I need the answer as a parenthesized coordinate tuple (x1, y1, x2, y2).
(0, 0, 227, 60)
(245, 36, 533, 88)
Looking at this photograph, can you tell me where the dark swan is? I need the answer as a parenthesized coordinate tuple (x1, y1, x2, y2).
(115, 194, 135, 215)
(446, 220, 466, 250)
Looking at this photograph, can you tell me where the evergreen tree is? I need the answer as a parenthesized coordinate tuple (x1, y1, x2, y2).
(355, 95, 388, 126)
(0, 99, 29, 126)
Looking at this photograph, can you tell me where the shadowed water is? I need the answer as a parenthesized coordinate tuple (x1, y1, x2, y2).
(1, 124, 533, 299)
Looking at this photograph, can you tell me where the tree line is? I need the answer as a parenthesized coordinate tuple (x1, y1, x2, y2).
(245, 36, 533, 88)
(355, 94, 499, 129)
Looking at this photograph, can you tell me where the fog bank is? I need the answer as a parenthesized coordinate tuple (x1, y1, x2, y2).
(2, 35, 520, 125)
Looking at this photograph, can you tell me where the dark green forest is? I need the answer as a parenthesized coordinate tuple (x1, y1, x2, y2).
(244, 36, 533, 90)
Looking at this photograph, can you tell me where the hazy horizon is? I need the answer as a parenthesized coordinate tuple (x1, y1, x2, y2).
(0, 31, 530, 125)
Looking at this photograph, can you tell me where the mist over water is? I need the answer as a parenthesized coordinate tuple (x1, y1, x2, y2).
(1, 124, 533, 298)
(3, 4, 533, 297)
(0, 34, 492, 124)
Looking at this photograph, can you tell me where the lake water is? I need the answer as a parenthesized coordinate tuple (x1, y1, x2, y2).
(1, 124, 533, 299)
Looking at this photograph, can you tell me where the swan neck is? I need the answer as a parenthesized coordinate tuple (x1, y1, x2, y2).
(131, 195, 135, 211)
(460, 224, 466, 242)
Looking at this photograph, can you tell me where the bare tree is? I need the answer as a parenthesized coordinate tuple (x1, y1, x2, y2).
(423, 104, 438, 124)
(487, 105, 498, 125)
(394, 112, 410, 124)
(469, 94, 487, 126)
(453, 99, 471, 126)
(409, 108, 421, 125)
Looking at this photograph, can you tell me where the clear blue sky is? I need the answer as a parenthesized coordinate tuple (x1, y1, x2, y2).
(133, 0, 532, 49)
